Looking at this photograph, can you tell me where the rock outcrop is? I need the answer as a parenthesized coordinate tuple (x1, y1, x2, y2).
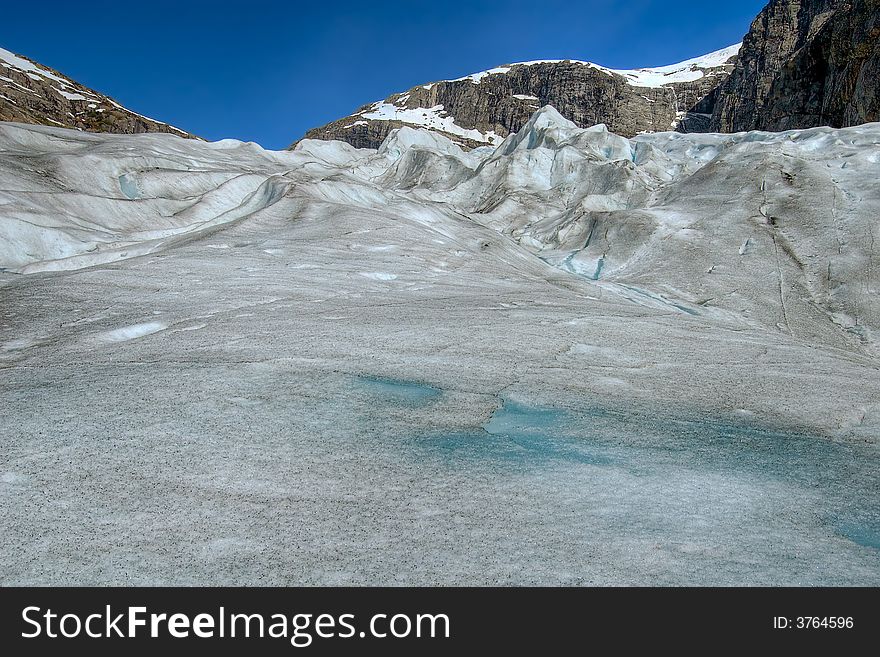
(711, 0, 880, 131)
(0, 46, 196, 138)
(298, 46, 740, 150)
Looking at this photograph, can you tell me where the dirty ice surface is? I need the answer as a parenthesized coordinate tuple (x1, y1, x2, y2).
(1, 113, 879, 585)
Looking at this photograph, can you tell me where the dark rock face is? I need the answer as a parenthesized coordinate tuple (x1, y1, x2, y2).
(318, 118, 415, 151)
(0, 47, 196, 139)
(711, 0, 880, 131)
(299, 51, 738, 150)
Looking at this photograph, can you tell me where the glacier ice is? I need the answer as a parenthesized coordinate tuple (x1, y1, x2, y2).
(1, 108, 879, 585)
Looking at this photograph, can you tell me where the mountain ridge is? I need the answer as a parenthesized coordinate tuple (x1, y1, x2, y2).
(298, 44, 741, 150)
(0, 46, 197, 139)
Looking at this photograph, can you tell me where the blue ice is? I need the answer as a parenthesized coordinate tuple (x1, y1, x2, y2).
(119, 174, 140, 200)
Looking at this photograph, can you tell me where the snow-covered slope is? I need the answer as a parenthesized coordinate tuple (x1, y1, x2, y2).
(445, 43, 743, 89)
(2, 112, 879, 585)
(0, 46, 194, 138)
(301, 45, 741, 149)
(599, 43, 743, 87)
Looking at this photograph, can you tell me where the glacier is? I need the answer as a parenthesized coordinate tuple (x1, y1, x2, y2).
(0, 108, 878, 585)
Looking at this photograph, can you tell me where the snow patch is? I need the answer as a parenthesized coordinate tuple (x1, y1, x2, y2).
(450, 66, 511, 84)
(442, 44, 741, 90)
(359, 272, 398, 281)
(99, 322, 167, 342)
(361, 102, 503, 145)
(54, 87, 93, 102)
(0, 48, 71, 86)
(596, 43, 741, 88)
(0, 47, 69, 85)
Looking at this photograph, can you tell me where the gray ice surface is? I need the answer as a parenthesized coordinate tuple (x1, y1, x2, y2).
(0, 115, 878, 585)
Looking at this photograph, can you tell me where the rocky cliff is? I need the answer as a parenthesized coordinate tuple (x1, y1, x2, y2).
(711, 0, 880, 131)
(299, 45, 740, 150)
(0, 46, 196, 138)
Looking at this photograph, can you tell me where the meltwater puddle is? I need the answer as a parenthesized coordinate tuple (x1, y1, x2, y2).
(353, 375, 879, 554)
(835, 519, 880, 551)
(355, 375, 442, 405)
(475, 399, 611, 465)
(355, 375, 608, 465)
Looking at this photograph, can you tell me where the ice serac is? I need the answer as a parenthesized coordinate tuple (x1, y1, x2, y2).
(309, 105, 880, 364)
(0, 45, 196, 138)
(711, 0, 880, 131)
(298, 45, 741, 150)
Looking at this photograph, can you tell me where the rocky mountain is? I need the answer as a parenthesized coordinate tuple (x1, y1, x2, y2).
(299, 45, 741, 150)
(711, 0, 880, 131)
(0, 46, 195, 138)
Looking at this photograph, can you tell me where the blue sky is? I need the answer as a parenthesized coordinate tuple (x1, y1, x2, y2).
(1, 0, 765, 149)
